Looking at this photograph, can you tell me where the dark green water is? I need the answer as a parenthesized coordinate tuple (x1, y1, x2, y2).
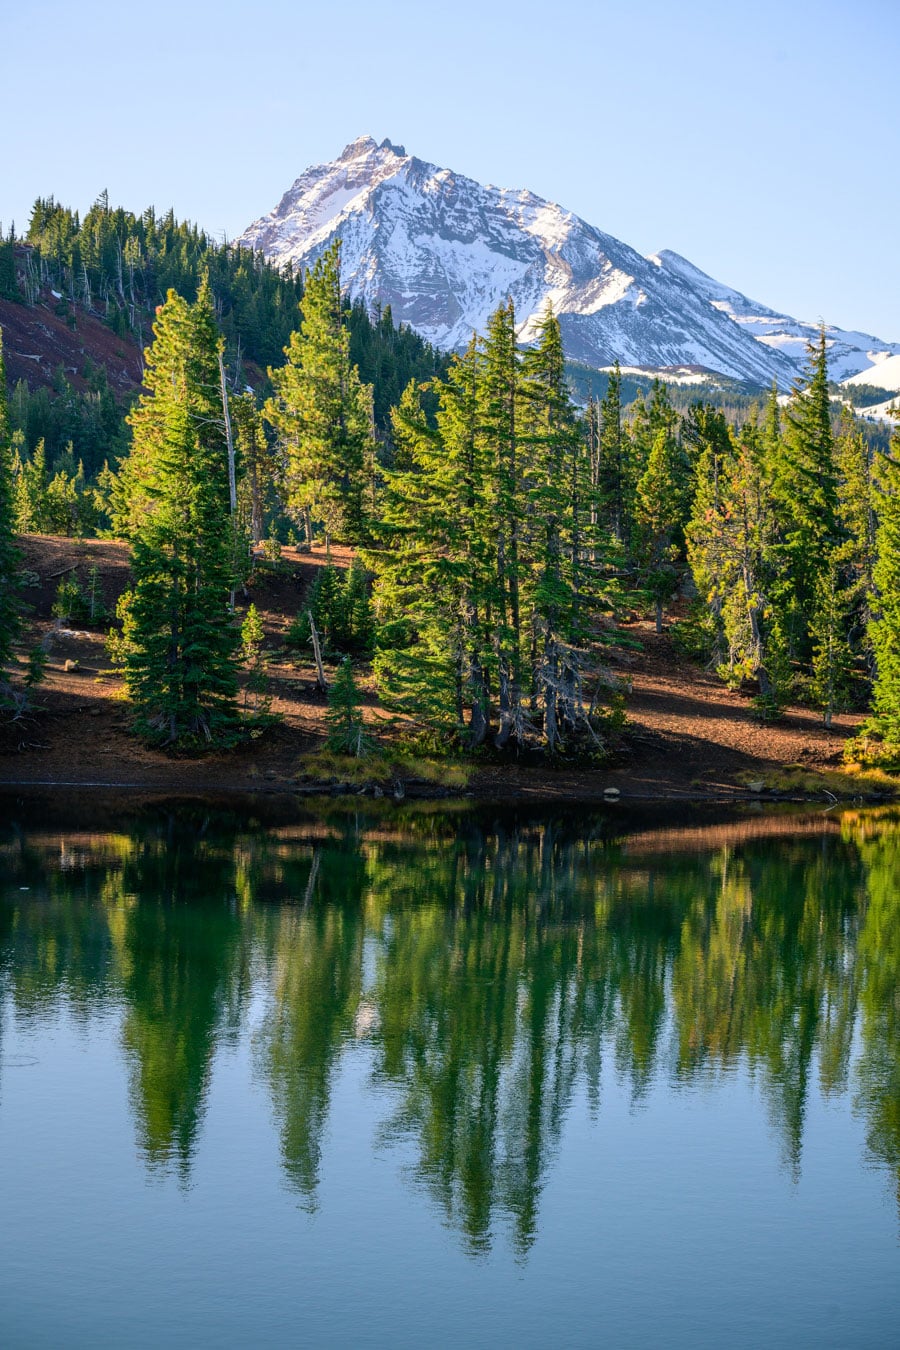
(0, 799, 898, 1348)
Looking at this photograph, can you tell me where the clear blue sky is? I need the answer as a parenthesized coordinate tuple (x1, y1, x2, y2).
(3, 0, 897, 337)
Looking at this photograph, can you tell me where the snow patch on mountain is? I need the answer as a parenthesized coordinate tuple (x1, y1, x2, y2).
(650, 250, 900, 385)
(843, 351, 900, 392)
(853, 397, 899, 423)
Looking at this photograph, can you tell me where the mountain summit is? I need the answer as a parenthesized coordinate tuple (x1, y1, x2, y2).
(239, 139, 898, 388)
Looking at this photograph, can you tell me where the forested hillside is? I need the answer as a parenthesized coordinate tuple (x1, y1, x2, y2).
(0, 195, 448, 479)
(2, 215, 899, 776)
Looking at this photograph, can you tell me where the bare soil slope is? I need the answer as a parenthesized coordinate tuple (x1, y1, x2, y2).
(0, 535, 868, 801)
(0, 296, 143, 396)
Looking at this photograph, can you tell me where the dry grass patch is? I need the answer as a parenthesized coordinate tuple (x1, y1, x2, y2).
(737, 762, 899, 799)
(294, 747, 471, 791)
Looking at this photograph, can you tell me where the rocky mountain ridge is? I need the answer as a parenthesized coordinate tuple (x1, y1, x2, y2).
(240, 137, 899, 390)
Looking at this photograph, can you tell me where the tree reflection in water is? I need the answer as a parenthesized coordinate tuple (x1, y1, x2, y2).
(0, 805, 898, 1249)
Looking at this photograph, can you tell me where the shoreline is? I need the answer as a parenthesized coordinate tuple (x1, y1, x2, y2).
(0, 771, 888, 805)
(3, 781, 894, 862)
(3, 536, 894, 816)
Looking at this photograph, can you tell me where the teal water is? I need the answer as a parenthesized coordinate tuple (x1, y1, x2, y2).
(0, 801, 898, 1348)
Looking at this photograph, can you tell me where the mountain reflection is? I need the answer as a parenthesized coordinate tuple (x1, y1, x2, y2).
(1, 805, 898, 1249)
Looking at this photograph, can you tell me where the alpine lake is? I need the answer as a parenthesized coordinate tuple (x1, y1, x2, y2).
(1, 792, 898, 1348)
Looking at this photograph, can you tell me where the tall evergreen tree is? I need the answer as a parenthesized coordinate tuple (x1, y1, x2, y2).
(0, 329, 24, 683)
(231, 392, 275, 545)
(12, 439, 48, 534)
(265, 241, 375, 546)
(865, 411, 900, 755)
(325, 658, 368, 756)
(685, 411, 734, 668)
(771, 329, 839, 659)
(113, 290, 240, 748)
(596, 362, 629, 545)
(762, 380, 781, 474)
(478, 299, 522, 746)
(372, 346, 492, 744)
(834, 405, 876, 673)
(519, 309, 598, 751)
(809, 556, 853, 728)
(636, 424, 689, 631)
(113, 277, 228, 539)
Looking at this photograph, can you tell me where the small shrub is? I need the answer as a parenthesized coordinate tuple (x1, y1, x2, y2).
(715, 658, 754, 692)
(241, 603, 272, 717)
(844, 730, 900, 771)
(671, 602, 716, 662)
(751, 691, 783, 723)
(52, 576, 89, 623)
(24, 645, 48, 688)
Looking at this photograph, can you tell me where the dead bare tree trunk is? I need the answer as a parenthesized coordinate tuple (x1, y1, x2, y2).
(308, 612, 328, 692)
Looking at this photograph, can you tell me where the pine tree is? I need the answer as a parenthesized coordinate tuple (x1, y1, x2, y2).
(342, 556, 375, 654)
(865, 411, 900, 755)
(724, 421, 783, 700)
(597, 362, 629, 544)
(116, 278, 229, 539)
(371, 348, 491, 745)
(113, 290, 240, 748)
(232, 393, 275, 546)
(810, 556, 853, 728)
(0, 328, 24, 682)
(12, 439, 47, 533)
(325, 658, 369, 756)
(762, 380, 781, 474)
(478, 299, 522, 747)
(685, 410, 735, 667)
(265, 241, 375, 546)
(834, 406, 876, 674)
(636, 425, 689, 631)
(770, 329, 839, 661)
(627, 388, 653, 507)
(519, 307, 601, 751)
(686, 412, 786, 702)
(240, 603, 270, 716)
(370, 307, 621, 756)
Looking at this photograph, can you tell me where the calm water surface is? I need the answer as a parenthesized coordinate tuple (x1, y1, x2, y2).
(0, 799, 898, 1348)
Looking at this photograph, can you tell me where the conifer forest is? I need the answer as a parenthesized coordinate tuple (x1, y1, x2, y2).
(1, 196, 899, 770)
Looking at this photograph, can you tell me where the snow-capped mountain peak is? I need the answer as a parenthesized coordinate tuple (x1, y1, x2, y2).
(240, 140, 898, 389)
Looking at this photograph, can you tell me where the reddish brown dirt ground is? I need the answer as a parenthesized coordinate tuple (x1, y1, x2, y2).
(482, 617, 859, 802)
(0, 535, 869, 802)
(0, 291, 265, 403)
(0, 295, 144, 397)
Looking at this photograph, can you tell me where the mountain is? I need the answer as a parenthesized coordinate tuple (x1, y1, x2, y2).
(650, 250, 900, 385)
(843, 352, 900, 392)
(239, 137, 898, 390)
